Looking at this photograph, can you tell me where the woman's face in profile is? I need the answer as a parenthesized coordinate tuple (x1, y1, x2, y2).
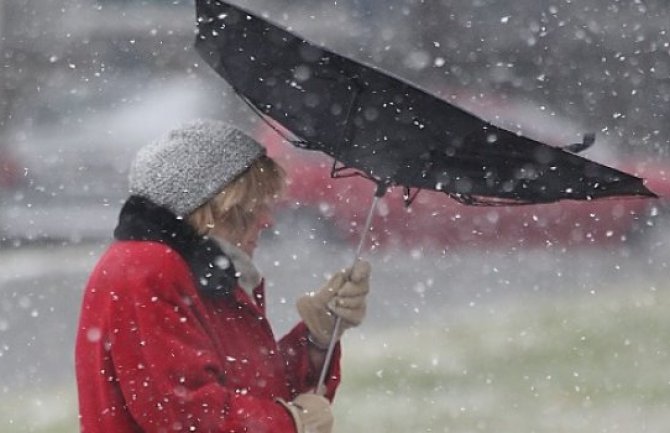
(238, 201, 275, 256)
(209, 198, 277, 257)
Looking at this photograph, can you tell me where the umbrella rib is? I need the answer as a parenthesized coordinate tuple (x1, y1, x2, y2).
(448, 192, 538, 206)
(403, 187, 421, 207)
(330, 159, 377, 183)
(323, 79, 382, 185)
(338, 79, 364, 146)
(237, 90, 310, 147)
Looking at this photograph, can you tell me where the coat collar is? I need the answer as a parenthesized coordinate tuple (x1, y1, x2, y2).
(113, 196, 237, 297)
(212, 237, 262, 297)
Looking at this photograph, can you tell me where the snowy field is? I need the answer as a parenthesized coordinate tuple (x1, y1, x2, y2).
(1, 221, 669, 433)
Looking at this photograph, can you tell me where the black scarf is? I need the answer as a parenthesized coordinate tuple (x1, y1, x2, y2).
(113, 196, 237, 297)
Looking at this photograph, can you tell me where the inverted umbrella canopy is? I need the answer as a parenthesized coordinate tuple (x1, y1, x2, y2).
(194, 0, 656, 205)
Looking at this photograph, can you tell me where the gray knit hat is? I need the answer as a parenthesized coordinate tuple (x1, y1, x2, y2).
(129, 119, 265, 216)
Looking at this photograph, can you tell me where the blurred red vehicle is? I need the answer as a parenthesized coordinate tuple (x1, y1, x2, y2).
(258, 94, 670, 250)
(0, 147, 21, 191)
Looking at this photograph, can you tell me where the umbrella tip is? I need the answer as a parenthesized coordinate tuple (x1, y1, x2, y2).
(643, 187, 660, 199)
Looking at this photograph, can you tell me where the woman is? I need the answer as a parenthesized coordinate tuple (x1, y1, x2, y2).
(75, 119, 371, 433)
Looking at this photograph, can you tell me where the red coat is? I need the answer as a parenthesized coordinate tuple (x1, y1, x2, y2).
(76, 234, 341, 432)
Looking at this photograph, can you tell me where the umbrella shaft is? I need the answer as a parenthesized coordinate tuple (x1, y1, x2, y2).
(315, 316, 342, 396)
(316, 192, 382, 395)
(354, 194, 381, 262)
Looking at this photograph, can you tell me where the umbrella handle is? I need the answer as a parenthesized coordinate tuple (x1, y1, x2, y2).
(315, 183, 386, 395)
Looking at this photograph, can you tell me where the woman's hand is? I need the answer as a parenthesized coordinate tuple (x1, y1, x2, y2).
(296, 260, 371, 348)
(278, 393, 334, 433)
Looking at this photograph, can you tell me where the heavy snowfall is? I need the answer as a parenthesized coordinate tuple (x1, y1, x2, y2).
(1, 1, 669, 432)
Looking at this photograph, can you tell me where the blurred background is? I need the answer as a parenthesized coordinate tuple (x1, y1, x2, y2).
(1, 0, 670, 432)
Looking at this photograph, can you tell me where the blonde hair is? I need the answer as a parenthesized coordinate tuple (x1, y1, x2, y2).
(188, 155, 285, 236)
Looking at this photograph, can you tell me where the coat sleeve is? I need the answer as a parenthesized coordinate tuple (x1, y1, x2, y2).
(277, 322, 341, 400)
(107, 251, 297, 433)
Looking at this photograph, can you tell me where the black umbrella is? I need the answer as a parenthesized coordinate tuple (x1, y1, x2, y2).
(194, 0, 657, 392)
(194, 0, 655, 205)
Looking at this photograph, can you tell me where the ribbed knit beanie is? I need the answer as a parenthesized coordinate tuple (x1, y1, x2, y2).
(129, 119, 265, 216)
